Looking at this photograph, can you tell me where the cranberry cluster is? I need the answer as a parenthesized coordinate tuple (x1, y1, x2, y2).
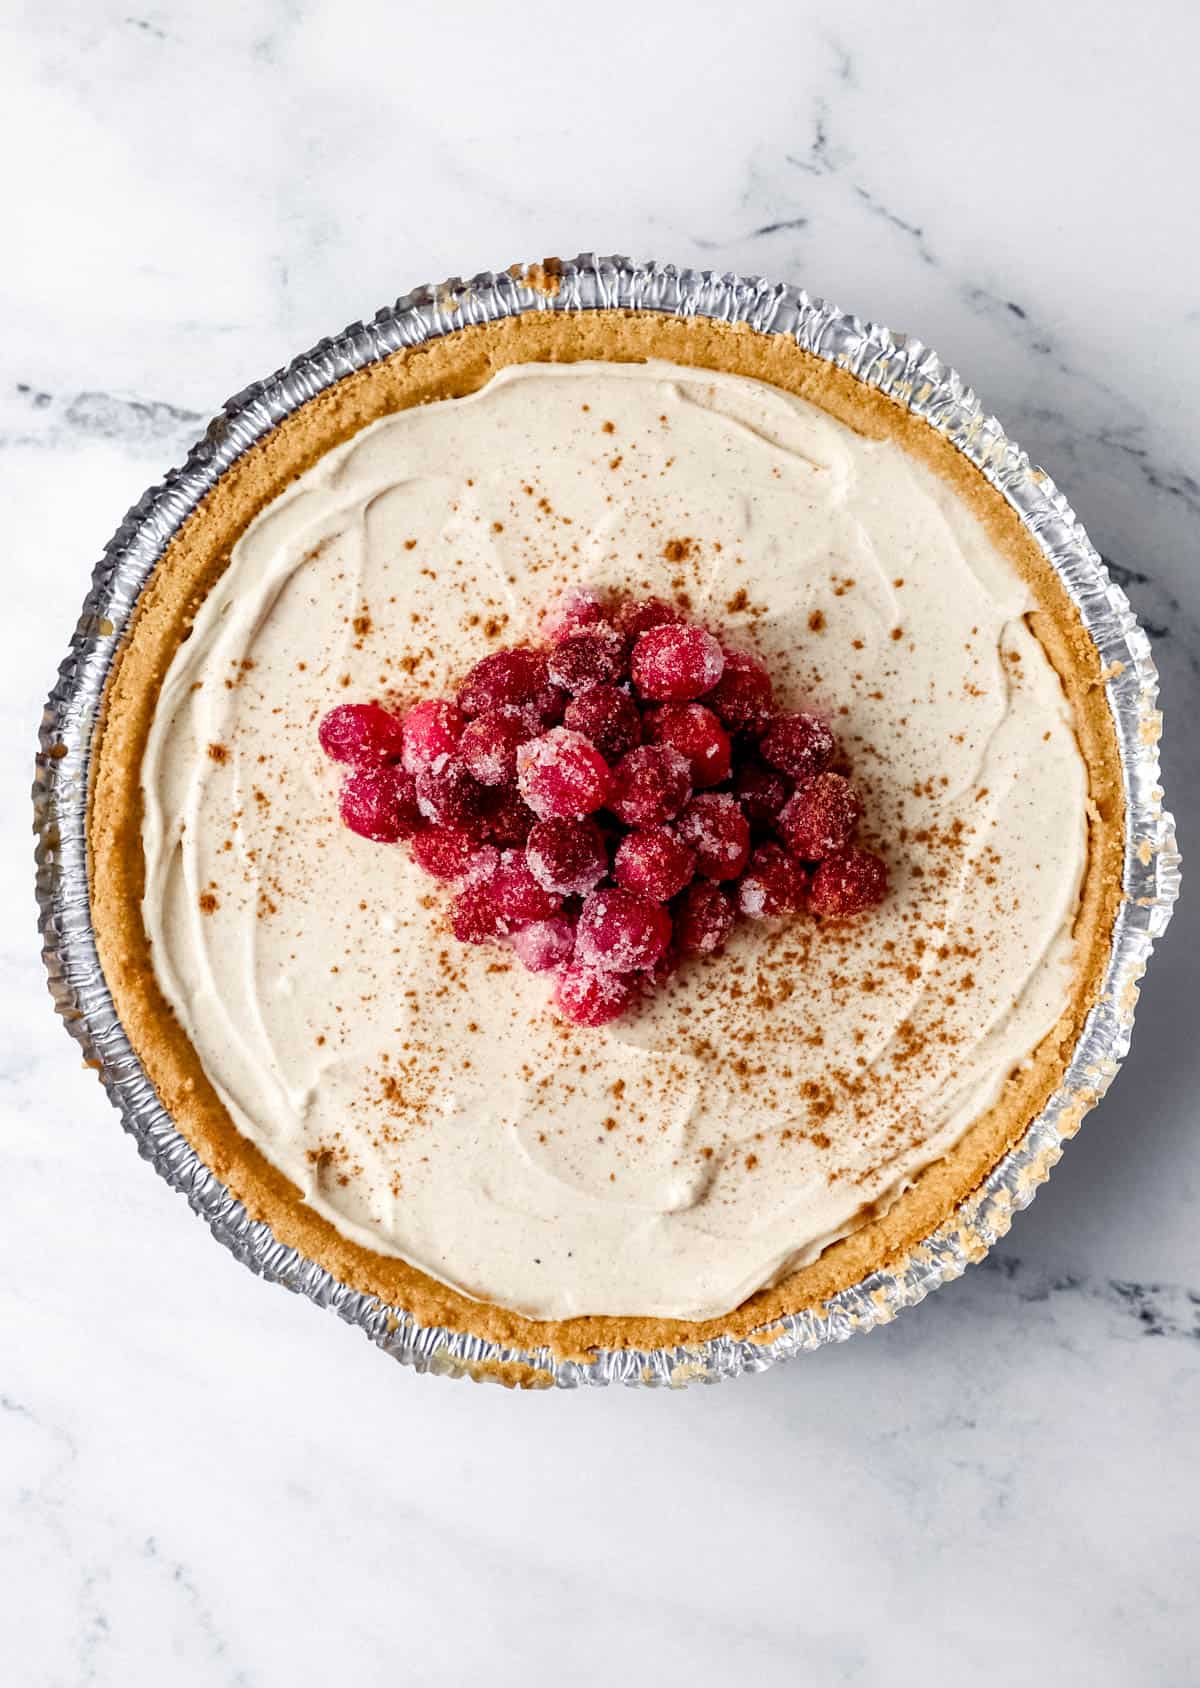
(318, 590, 887, 1026)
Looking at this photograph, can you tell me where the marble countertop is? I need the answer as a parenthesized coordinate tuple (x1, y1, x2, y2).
(4, 3, 1196, 1683)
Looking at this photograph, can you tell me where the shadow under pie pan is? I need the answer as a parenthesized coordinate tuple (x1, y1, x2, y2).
(35, 256, 1179, 1388)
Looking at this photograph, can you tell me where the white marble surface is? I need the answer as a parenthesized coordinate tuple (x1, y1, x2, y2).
(3, 3, 1197, 1682)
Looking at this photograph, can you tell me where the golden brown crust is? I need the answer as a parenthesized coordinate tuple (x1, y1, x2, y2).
(89, 310, 1125, 1366)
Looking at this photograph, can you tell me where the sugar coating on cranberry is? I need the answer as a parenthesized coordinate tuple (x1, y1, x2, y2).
(547, 623, 628, 694)
(400, 698, 464, 775)
(733, 758, 793, 828)
(645, 703, 731, 789)
(526, 816, 608, 896)
(320, 701, 406, 768)
(410, 825, 479, 881)
(511, 915, 576, 974)
(489, 850, 563, 922)
(737, 843, 810, 917)
(760, 712, 836, 782)
(451, 883, 510, 944)
(553, 963, 639, 1027)
(563, 685, 642, 761)
(676, 793, 752, 881)
(776, 772, 861, 860)
(415, 755, 486, 829)
(458, 648, 549, 717)
(809, 847, 889, 918)
(613, 827, 696, 901)
(607, 744, 692, 827)
(613, 596, 682, 639)
(631, 623, 725, 702)
(675, 881, 734, 954)
(517, 727, 611, 820)
(338, 765, 421, 842)
(576, 888, 673, 973)
(539, 586, 606, 640)
(458, 707, 536, 786)
(706, 649, 774, 733)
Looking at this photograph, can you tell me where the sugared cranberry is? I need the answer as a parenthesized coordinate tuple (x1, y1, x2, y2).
(526, 816, 608, 895)
(415, 756, 486, 829)
(553, 963, 638, 1027)
(563, 685, 642, 761)
(458, 707, 536, 786)
(576, 888, 673, 973)
(736, 843, 810, 917)
(489, 850, 562, 922)
(338, 766, 422, 842)
(732, 758, 793, 828)
(809, 848, 889, 918)
(458, 648, 549, 717)
(540, 586, 606, 639)
(706, 649, 774, 733)
(759, 712, 836, 781)
(776, 772, 861, 859)
(612, 596, 682, 639)
(319, 701, 405, 768)
(482, 786, 537, 845)
(613, 827, 696, 901)
(607, 744, 692, 827)
(511, 915, 576, 973)
(451, 882, 509, 944)
(645, 703, 731, 789)
(410, 825, 479, 881)
(529, 684, 569, 729)
(400, 698, 464, 775)
(547, 623, 628, 693)
(631, 624, 725, 702)
(516, 727, 611, 820)
(676, 793, 751, 880)
(675, 881, 735, 954)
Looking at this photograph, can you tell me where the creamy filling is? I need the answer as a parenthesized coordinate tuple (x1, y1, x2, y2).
(140, 359, 1088, 1321)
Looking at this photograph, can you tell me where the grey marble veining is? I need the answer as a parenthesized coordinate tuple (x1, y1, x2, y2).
(3, 2, 1197, 1684)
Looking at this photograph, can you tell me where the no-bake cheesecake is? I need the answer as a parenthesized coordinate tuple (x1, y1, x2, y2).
(88, 310, 1123, 1359)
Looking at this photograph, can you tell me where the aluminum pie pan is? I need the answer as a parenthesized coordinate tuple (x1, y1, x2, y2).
(35, 254, 1180, 1388)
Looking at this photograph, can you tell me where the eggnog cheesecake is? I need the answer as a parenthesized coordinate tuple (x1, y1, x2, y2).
(88, 309, 1123, 1359)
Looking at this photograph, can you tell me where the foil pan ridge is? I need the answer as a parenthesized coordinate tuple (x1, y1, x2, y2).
(36, 255, 1180, 1388)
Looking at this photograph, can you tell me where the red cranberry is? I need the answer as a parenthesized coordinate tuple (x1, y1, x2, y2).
(319, 701, 405, 768)
(613, 827, 696, 901)
(563, 685, 642, 761)
(576, 888, 673, 973)
(809, 848, 889, 918)
(759, 712, 836, 781)
(553, 963, 639, 1027)
(410, 825, 479, 880)
(546, 623, 628, 693)
(732, 758, 793, 828)
(644, 703, 731, 789)
(607, 744, 692, 827)
(482, 786, 537, 845)
(776, 772, 861, 859)
(489, 850, 562, 921)
(338, 766, 422, 842)
(706, 649, 774, 733)
(526, 816, 608, 895)
(458, 648, 549, 717)
(400, 698, 464, 775)
(516, 727, 611, 819)
(736, 843, 810, 917)
(511, 915, 576, 973)
(612, 596, 682, 639)
(631, 624, 725, 702)
(415, 755, 486, 829)
(451, 883, 510, 944)
(675, 881, 734, 954)
(676, 793, 751, 880)
(540, 586, 606, 639)
(529, 684, 569, 729)
(458, 707, 536, 786)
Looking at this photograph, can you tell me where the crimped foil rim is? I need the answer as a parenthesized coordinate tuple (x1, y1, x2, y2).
(35, 255, 1180, 1388)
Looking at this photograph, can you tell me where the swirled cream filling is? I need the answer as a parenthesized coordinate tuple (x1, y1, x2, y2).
(141, 360, 1087, 1320)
